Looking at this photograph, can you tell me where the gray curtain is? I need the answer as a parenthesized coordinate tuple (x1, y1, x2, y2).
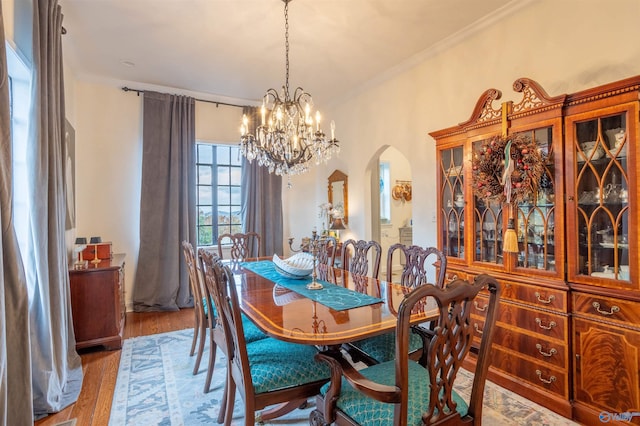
(133, 91, 196, 311)
(241, 106, 284, 256)
(28, 0, 83, 418)
(0, 4, 33, 425)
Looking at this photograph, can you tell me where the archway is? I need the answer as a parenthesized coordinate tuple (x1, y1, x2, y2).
(366, 145, 413, 279)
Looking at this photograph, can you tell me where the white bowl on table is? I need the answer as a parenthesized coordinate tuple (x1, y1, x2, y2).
(273, 252, 314, 279)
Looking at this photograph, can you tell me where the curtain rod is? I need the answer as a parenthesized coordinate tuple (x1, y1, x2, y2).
(121, 86, 248, 109)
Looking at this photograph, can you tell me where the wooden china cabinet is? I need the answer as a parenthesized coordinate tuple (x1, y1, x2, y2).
(430, 76, 640, 425)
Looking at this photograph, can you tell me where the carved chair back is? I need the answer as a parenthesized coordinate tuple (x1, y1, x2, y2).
(314, 274, 501, 426)
(387, 244, 447, 289)
(217, 231, 261, 260)
(316, 235, 338, 267)
(181, 241, 207, 374)
(341, 239, 382, 279)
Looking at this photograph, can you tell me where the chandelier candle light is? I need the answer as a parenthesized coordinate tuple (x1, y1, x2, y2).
(240, 0, 339, 177)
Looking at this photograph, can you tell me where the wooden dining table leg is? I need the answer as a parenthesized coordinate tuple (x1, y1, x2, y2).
(256, 398, 308, 423)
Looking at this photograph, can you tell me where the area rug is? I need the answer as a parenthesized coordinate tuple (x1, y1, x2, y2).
(109, 329, 578, 425)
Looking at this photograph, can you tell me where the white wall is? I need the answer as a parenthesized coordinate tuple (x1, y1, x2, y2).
(68, 0, 640, 308)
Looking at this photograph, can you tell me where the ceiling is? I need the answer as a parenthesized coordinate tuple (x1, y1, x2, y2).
(59, 0, 518, 106)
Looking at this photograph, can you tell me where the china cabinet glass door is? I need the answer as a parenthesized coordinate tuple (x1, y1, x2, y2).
(567, 109, 632, 283)
(472, 139, 504, 265)
(513, 127, 558, 272)
(439, 146, 465, 259)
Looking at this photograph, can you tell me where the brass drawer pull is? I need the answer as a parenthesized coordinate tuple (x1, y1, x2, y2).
(535, 343, 557, 357)
(592, 302, 620, 316)
(474, 301, 487, 312)
(473, 323, 483, 335)
(534, 292, 555, 304)
(535, 318, 557, 330)
(536, 370, 556, 384)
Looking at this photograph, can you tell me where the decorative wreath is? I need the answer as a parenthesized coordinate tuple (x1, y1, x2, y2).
(471, 134, 545, 204)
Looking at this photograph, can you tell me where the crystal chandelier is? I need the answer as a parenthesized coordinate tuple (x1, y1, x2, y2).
(240, 0, 339, 176)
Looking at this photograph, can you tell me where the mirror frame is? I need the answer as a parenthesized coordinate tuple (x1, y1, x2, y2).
(328, 169, 348, 225)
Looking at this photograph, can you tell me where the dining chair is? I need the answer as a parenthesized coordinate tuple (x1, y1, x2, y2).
(200, 251, 330, 426)
(316, 235, 338, 267)
(191, 248, 267, 399)
(310, 274, 501, 426)
(217, 231, 261, 260)
(340, 238, 382, 279)
(349, 245, 448, 365)
(181, 241, 207, 376)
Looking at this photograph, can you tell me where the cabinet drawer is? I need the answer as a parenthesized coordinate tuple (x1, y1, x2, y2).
(491, 346, 568, 398)
(472, 317, 567, 369)
(573, 292, 640, 331)
(496, 302, 567, 342)
(494, 278, 567, 312)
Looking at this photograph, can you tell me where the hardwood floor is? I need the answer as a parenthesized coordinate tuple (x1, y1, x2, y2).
(34, 309, 195, 426)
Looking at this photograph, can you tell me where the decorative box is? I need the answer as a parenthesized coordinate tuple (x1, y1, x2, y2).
(80, 242, 113, 261)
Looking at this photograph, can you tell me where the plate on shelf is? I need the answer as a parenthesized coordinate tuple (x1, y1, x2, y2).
(446, 165, 462, 176)
(599, 242, 628, 249)
(591, 271, 616, 279)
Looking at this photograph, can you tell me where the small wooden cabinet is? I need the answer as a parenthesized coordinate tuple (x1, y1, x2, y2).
(431, 76, 640, 424)
(69, 253, 125, 350)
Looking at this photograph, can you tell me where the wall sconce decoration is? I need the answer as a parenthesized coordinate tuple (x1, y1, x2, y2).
(392, 180, 412, 202)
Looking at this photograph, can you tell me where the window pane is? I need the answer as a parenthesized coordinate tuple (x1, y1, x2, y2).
(218, 166, 230, 185)
(198, 206, 212, 225)
(198, 144, 213, 163)
(231, 209, 242, 224)
(198, 185, 212, 205)
(217, 186, 230, 205)
(198, 225, 213, 246)
(230, 186, 241, 205)
(198, 165, 211, 185)
(230, 166, 242, 184)
(218, 206, 232, 226)
(230, 146, 241, 166)
(217, 145, 230, 165)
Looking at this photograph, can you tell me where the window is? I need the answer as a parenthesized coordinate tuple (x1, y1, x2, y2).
(196, 143, 243, 246)
(379, 161, 391, 224)
(7, 42, 32, 294)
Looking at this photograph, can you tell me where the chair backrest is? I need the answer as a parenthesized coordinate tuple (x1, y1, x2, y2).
(217, 231, 261, 260)
(341, 239, 382, 279)
(197, 249, 227, 334)
(386, 244, 447, 288)
(182, 241, 207, 320)
(316, 236, 338, 267)
(394, 274, 500, 425)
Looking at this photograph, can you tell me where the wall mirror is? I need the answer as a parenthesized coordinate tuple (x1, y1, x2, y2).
(328, 169, 348, 225)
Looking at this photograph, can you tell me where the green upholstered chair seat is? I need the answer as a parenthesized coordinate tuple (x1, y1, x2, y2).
(351, 330, 424, 363)
(246, 338, 330, 395)
(320, 360, 468, 425)
(203, 297, 267, 343)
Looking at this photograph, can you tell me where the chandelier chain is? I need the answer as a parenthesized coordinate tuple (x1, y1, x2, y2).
(284, 0, 290, 96)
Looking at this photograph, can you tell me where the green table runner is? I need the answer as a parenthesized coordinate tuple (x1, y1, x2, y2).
(241, 260, 383, 311)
